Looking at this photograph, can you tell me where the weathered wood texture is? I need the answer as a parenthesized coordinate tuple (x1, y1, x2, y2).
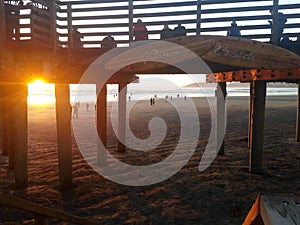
(55, 84, 73, 190)
(0, 193, 100, 225)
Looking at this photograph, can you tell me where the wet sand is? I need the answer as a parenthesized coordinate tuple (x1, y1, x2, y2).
(0, 95, 299, 224)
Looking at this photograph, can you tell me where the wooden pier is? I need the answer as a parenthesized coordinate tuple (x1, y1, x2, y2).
(0, 0, 300, 193)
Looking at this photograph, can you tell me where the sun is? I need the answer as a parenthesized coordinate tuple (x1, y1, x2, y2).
(27, 79, 55, 105)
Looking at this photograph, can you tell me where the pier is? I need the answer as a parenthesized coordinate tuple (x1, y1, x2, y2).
(0, 0, 300, 192)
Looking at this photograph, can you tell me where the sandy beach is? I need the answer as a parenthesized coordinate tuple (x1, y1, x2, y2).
(0, 95, 299, 224)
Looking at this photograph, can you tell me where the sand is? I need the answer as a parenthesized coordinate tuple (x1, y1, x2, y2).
(0, 95, 299, 225)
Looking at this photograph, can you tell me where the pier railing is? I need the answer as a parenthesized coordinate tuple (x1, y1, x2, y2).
(2, 0, 300, 48)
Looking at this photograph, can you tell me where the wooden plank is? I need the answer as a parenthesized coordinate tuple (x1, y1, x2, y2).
(0, 193, 100, 225)
(297, 82, 300, 142)
(216, 82, 226, 156)
(249, 81, 266, 174)
(260, 194, 300, 225)
(248, 81, 253, 149)
(118, 83, 127, 152)
(55, 84, 73, 191)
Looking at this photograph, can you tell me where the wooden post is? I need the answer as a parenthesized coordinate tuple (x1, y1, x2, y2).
(0, 85, 8, 156)
(216, 82, 226, 155)
(128, 0, 134, 42)
(296, 82, 300, 142)
(118, 83, 127, 152)
(96, 84, 107, 163)
(13, 84, 28, 189)
(248, 81, 253, 148)
(196, 0, 202, 35)
(5, 86, 16, 170)
(249, 81, 266, 174)
(55, 84, 73, 190)
(271, 0, 279, 45)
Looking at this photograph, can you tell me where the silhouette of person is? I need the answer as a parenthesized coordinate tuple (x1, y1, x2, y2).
(174, 23, 187, 37)
(86, 102, 89, 111)
(160, 24, 173, 39)
(101, 34, 117, 48)
(133, 19, 148, 41)
(227, 20, 241, 37)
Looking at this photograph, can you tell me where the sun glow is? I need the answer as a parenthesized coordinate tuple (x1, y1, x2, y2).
(27, 80, 55, 105)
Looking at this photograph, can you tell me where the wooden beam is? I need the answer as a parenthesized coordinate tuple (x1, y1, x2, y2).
(249, 81, 266, 174)
(271, 0, 279, 45)
(215, 69, 300, 83)
(296, 82, 300, 142)
(118, 83, 127, 152)
(55, 84, 73, 191)
(216, 82, 226, 155)
(0, 193, 100, 225)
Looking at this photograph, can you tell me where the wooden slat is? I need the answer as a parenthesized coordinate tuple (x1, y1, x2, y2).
(0, 193, 99, 225)
(201, 0, 271, 5)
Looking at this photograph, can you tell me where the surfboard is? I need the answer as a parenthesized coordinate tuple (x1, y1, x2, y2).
(105, 35, 300, 74)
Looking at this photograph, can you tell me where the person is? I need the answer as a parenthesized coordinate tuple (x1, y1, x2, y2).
(133, 19, 148, 41)
(101, 34, 117, 48)
(73, 103, 79, 119)
(174, 23, 187, 37)
(268, 11, 287, 43)
(227, 20, 241, 37)
(160, 24, 173, 39)
(72, 28, 84, 48)
(86, 102, 89, 111)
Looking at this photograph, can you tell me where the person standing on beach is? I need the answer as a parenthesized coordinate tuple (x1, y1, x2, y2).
(86, 102, 89, 111)
(133, 19, 148, 41)
(73, 103, 79, 119)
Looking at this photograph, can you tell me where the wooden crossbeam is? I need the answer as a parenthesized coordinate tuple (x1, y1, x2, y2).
(0, 193, 99, 225)
(214, 68, 300, 82)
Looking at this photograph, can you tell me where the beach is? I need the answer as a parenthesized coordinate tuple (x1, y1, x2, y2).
(0, 95, 299, 225)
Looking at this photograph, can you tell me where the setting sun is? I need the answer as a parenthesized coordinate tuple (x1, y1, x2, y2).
(27, 80, 55, 105)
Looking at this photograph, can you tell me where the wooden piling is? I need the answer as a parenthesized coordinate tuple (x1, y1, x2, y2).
(96, 84, 107, 163)
(55, 84, 73, 190)
(12, 84, 28, 189)
(216, 82, 226, 155)
(248, 81, 253, 149)
(0, 85, 8, 156)
(118, 83, 127, 152)
(249, 81, 266, 174)
(128, 0, 134, 42)
(296, 82, 300, 142)
(196, 0, 202, 35)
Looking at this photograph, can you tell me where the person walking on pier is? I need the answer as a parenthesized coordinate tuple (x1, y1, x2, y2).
(174, 23, 187, 37)
(101, 34, 117, 48)
(227, 20, 241, 37)
(160, 24, 173, 40)
(133, 19, 148, 41)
